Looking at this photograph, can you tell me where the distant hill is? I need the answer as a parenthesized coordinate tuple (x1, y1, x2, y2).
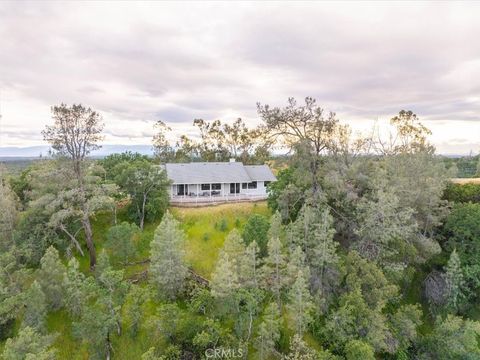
(0, 144, 154, 159)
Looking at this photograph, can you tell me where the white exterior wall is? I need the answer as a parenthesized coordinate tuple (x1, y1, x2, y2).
(239, 181, 266, 196)
(171, 181, 268, 198)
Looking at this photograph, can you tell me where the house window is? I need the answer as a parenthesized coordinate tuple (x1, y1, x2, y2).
(264, 181, 270, 187)
(248, 181, 257, 189)
(201, 184, 211, 190)
(242, 183, 247, 189)
(212, 183, 221, 190)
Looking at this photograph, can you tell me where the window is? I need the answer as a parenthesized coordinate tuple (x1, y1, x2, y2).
(212, 183, 221, 190)
(201, 184, 211, 190)
(247, 181, 257, 189)
(242, 183, 247, 189)
(264, 181, 270, 187)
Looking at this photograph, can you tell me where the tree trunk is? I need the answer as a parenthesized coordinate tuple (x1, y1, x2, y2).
(82, 215, 96, 270)
(59, 224, 85, 257)
(140, 193, 147, 230)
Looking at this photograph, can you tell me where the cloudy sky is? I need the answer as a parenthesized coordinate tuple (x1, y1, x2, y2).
(1, 1, 480, 154)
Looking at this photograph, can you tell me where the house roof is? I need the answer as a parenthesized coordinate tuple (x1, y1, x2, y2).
(165, 162, 276, 184)
(244, 165, 277, 181)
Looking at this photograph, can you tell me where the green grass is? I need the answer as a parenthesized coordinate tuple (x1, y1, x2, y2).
(172, 202, 270, 278)
(47, 310, 88, 359)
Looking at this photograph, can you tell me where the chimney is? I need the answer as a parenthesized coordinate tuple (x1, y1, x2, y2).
(229, 158, 236, 163)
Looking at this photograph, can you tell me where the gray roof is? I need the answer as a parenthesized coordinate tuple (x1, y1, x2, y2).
(165, 162, 276, 184)
(244, 165, 277, 181)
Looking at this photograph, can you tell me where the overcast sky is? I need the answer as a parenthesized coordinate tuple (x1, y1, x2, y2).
(1, 1, 480, 154)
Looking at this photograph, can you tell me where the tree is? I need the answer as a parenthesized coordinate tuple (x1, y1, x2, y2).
(30, 160, 116, 263)
(445, 249, 465, 312)
(266, 167, 305, 223)
(42, 104, 105, 269)
(221, 229, 246, 278)
(95, 251, 128, 336)
(323, 252, 399, 353)
(114, 159, 169, 230)
(374, 110, 434, 155)
(389, 304, 423, 353)
(141, 347, 165, 360)
(210, 251, 239, 300)
(442, 203, 480, 306)
(73, 252, 127, 360)
(73, 297, 118, 360)
(2, 326, 56, 360)
(286, 246, 310, 287)
(344, 340, 375, 360)
(105, 222, 139, 264)
(419, 315, 480, 360)
(37, 246, 66, 311)
(150, 211, 188, 299)
(354, 188, 420, 269)
(22, 281, 48, 332)
(0, 250, 29, 340)
(239, 241, 260, 289)
(287, 270, 314, 336)
(288, 205, 338, 301)
(282, 334, 334, 360)
(258, 97, 339, 195)
(63, 257, 88, 318)
(123, 285, 149, 337)
(0, 167, 18, 250)
(255, 302, 281, 359)
(243, 214, 270, 256)
(261, 222, 287, 306)
(152, 120, 175, 163)
(99, 152, 150, 181)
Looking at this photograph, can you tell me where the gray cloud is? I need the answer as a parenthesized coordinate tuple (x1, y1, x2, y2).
(1, 1, 480, 153)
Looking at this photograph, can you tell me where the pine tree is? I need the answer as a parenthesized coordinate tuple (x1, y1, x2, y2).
(261, 232, 287, 306)
(22, 281, 48, 333)
(287, 270, 314, 335)
(63, 257, 88, 317)
(239, 240, 260, 288)
(96, 251, 128, 336)
(446, 248, 465, 311)
(286, 246, 310, 287)
(288, 206, 337, 280)
(38, 246, 66, 311)
(124, 285, 149, 338)
(73, 298, 117, 360)
(210, 252, 239, 299)
(255, 302, 281, 359)
(222, 229, 246, 275)
(149, 211, 188, 300)
(268, 212, 283, 244)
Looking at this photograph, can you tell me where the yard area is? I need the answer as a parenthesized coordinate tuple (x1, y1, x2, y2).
(171, 201, 271, 277)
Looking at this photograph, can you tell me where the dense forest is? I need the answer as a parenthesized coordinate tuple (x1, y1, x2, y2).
(2, 98, 480, 359)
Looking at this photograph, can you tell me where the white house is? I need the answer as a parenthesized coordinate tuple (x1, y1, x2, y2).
(164, 160, 276, 204)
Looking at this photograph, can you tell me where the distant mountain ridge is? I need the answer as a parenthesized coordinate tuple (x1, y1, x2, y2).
(0, 145, 154, 158)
